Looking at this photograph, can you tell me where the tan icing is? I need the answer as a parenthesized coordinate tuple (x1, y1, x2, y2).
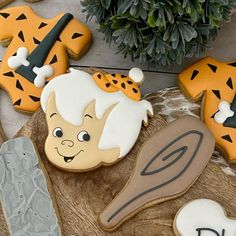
(45, 93, 120, 171)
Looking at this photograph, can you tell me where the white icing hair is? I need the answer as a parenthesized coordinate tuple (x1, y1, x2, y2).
(41, 68, 153, 158)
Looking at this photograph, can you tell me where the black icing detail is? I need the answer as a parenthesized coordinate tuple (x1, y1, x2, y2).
(133, 88, 138, 93)
(15, 13, 73, 84)
(18, 31, 25, 42)
(12, 52, 17, 56)
(221, 135, 232, 143)
(33, 37, 40, 45)
(49, 55, 57, 64)
(13, 99, 21, 106)
(196, 228, 225, 236)
(83, 133, 90, 141)
(29, 95, 40, 102)
(127, 80, 133, 85)
(121, 75, 126, 78)
(212, 90, 221, 99)
(16, 14, 27, 20)
(97, 74, 101, 79)
(207, 63, 217, 73)
(111, 74, 116, 77)
(226, 77, 233, 89)
(228, 62, 236, 67)
(211, 111, 218, 119)
(105, 83, 111, 88)
(0, 13, 10, 18)
(107, 130, 203, 222)
(72, 32, 83, 39)
(121, 83, 126, 89)
(16, 80, 24, 91)
(57, 37, 62, 42)
(224, 94, 236, 128)
(38, 22, 47, 29)
(190, 70, 199, 80)
(112, 80, 118, 84)
(3, 71, 14, 77)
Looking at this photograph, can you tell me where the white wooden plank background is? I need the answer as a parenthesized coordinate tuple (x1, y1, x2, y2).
(0, 0, 236, 138)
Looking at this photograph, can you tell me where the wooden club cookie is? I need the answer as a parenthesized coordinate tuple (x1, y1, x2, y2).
(98, 116, 215, 231)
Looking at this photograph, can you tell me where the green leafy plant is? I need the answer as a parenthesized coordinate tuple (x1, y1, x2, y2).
(82, 0, 236, 66)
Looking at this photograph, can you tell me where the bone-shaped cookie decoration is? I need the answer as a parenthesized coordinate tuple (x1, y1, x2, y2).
(7, 47, 30, 69)
(214, 101, 234, 124)
(98, 116, 215, 231)
(33, 65, 54, 88)
(174, 199, 236, 236)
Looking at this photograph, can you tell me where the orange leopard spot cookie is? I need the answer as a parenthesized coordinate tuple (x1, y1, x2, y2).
(0, 6, 92, 112)
(92, 68, 143, 101)
(178, 56, 236, 162)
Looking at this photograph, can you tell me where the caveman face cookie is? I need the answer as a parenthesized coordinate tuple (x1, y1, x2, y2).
(0, 6, 92, 112)
(41, 68, 153, 171)
(178, 57, 236, 162)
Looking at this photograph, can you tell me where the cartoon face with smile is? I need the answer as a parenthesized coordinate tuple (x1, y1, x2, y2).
(41, 68, 153, 172)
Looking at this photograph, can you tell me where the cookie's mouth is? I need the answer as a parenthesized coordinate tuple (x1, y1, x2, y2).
(55, 148, 84, 163)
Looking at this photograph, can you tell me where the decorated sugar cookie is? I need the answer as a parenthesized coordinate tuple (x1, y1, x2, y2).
(174, 199, 236, 236)
(179, 57, 236, 162)
(99, 116, 215, 231)
(0, 6, 92, 112)
(40, 68, 153, 172)
(0, 137, 62, 235)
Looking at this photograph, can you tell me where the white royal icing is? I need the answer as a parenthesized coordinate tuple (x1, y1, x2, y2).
(175, 199, 236, 236)
(7, 47, 30, 69)
(41, 68, 153, 157)
(129, 67, 144, 84)
(33, 65, 54, 88)
(214, 100, 234, 124)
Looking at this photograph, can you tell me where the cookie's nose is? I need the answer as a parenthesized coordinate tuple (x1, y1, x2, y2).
(61, 140, 74, 147)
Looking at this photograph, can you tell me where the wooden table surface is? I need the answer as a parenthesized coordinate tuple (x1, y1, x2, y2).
(0, 0, 236, 138)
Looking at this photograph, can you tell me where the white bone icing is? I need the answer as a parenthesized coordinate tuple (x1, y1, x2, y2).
(175, 199, 236, 236)
(7, 47, 30, 69)
(214, 100, 234, 124)
(33, 65, 54, 88)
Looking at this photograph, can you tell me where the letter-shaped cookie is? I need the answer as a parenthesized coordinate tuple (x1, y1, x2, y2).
(0, 6, 92, 112)
(178, 57, 236, 162)
(98, 116, 215, 231)
(174, 199, 236, 236)
(0, 137, 62, 235)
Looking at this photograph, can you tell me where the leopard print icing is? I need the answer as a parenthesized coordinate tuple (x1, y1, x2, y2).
(92, 72, 141, 101)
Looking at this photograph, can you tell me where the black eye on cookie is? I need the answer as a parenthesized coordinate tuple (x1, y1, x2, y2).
(53, 127, 63, 138)
(77, 130, 90, 142)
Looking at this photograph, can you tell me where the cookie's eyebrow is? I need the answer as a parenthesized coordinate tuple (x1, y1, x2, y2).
(50, 113, 57, 118)
(85, 114, 93, 119)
